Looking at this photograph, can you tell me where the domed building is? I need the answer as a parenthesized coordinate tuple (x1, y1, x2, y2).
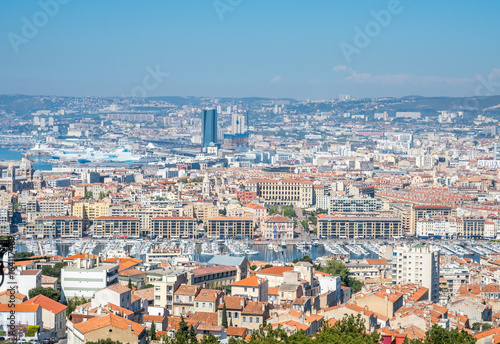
(0, 157, 44, 192)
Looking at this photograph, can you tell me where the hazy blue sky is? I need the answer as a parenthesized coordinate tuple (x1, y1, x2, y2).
(1, 0, 499, 99)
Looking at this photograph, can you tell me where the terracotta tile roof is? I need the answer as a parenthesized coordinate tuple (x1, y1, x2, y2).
(209, 216, 252, 221)
(195, 289, 221, 301)
(365, 258, 389, 265)
(268, 287, 279, 296)
(186, 311, 218, 325)
(226, 326, 247, 337)
(175, 285, 201, 296)
(197, 324, 224, 332)
(119, 268, 146, 277)
(20, 269, 40, 275)
(74, 313, 145, 335)
(64, 253, 99, 260)
(94, 216, 140, 220)
(41, 275, 58, 283)
(23, 294, 67, 314)
(0, 303, 40, 312)
(144, 314, 164, 322)
(133, 287, 154, 301)
(219, 296, 245, 310)
(0, 290, 26, 300)
(242, 301, 267, 315)
(193, 265, 236, 276)
(257, 266, 294, 276)
(105, 284, 131, 294)
(231, 276, 266, 287)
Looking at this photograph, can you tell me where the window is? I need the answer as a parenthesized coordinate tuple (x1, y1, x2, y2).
(244, 287, 247, 292)
(234, 312, 238, 319)
(202, 302, 206, 309)
(189, 296, 192, 302)
(195, 302, 199, 308)
(249, 317, 253, 324)
(155, 286, 161, 291)
(256, 318, 260, 324)
(209, 303, 213, 309)
(242, 316, 246, 323)
(175, 296, 180, 301)
(155, 296, 161, 300)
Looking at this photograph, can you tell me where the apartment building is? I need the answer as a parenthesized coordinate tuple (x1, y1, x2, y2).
(190, 265, 239, 288)
(151, 216, 197, 238)
(207, 216, 253, 238)
(416, 217, 461, 238)
(72, 201, 110, 228)
(246, 179, 314, 207)
(150, 269, 187, 313)
(459, 216, 485, 238)
(110, 205, 185, 230)
(173, 285, 201, 316)
(317, 215, 402, 238)
(392, 245, 440, 303)
(61, 256, 119, 301)
(92, 216, 141, 238)
(410, 205, 454, 236)
(316, 196, 381, 213)
(25, 216, 83, 238)
(189, 202, 219, 225)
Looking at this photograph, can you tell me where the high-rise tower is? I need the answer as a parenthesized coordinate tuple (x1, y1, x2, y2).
(202, 109, 218, 147)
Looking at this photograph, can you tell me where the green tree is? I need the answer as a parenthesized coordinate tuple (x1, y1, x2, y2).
(221, 302, 228, 327)
(84, 191, 93, 199)
(188, 325, 197, 343)
(99, 191, 106, 200)
(149, 321, 156, 340)
(14, 251, 34, 260)
(301, 219, 309, 230)
(28, 286, 61, 301)
(86, 340, 123, 344)
(200, 334, 219, 344)
(319, 259, 363, 293)
(128, 278, 132, 289)
(268, 206, 279, 215)
(409, 324, 477, 344)
(66, 295, 90, 316)
(250, 265, 257, 271)
(41, 262, 67, 278)
(472, 322, 492, 331)
(282, 206, 296, 218)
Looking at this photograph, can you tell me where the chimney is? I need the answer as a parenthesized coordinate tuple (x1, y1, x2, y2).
(240, 299, 245, 307)
(261, 303, 265, 311)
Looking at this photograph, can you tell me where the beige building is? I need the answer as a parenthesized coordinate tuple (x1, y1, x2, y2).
(189, 202, 219, 225)
(68, 313, 146, 344)
(231, 276, 269, 302)
(72, 201, 110, 228)
(208, 216, 254, 238)
(173, 284, 201, 316)
(25, 216, 83, 238)
(194, 288, 223, 313)
(410, 205, 454, 236)
(317, 215, 402, 238)
(151, 216, 197, 238)
(261, 215, 294, 240)
(93, 216, 141, 238)
(246, 178, 314, 208)
(24, 294, 68, 339)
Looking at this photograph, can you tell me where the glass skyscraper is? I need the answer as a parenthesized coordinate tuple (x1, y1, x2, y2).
(202, 109, 217, 147)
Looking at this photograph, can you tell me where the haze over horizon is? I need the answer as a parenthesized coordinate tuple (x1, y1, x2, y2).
(2, 0, 500, 100)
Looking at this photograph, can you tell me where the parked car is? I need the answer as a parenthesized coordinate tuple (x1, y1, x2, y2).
(50, 338, 58, 344)
(42, 339, 51, 344)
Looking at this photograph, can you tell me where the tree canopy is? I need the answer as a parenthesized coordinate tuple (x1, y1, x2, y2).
(318, 259, 363, 293)
(28, 286, 61, 301)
